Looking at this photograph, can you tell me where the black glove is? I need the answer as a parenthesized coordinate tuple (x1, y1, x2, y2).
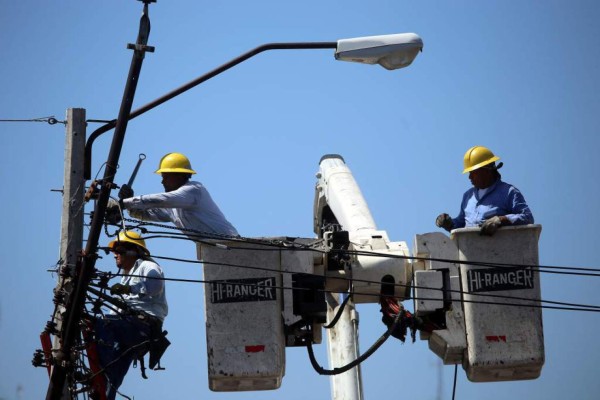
(480, 216, 502, 236)
(105, 198, 122, 224)
(119, 184, 134, 200)
(110, 283, 131, 296)
(435, 213, 453, 232)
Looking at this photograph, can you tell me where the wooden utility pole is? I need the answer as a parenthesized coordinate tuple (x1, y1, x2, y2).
(51, 108, 86, 397)
(59, 108, 86, 290)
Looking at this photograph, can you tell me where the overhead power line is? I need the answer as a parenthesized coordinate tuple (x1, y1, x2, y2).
(143, 252, 600, 311)
(93, 269, 600, 313)
(0, 115, 65, 125)
(111, 217, 600, 276)
(93, 218, 600, 314)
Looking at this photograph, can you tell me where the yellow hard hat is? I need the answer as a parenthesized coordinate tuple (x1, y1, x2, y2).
(155, 152, 197, 175)
(108, 231, 150, 255)
(462, 146, 500, 174)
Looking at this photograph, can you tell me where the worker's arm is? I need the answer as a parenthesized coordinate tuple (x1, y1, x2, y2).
(122, 183, 197, 211)
(127, 207, 172, 223)
(451, 191, 470, 229)
(503, 186, 534, 225)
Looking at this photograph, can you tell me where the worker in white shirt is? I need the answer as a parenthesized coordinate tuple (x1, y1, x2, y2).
(115, 152, 239, 238)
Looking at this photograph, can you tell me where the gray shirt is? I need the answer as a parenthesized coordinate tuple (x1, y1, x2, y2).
(123, 181, 239, 237)
(117, 258, 168, 321)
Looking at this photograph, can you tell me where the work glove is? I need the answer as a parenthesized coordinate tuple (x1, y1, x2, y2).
(110, 283, 131, 296)
(105, 198, 122, 225)
(118, 184, 134, 200)
(435, 213, 453, 232)
(480, 216, 502, 236)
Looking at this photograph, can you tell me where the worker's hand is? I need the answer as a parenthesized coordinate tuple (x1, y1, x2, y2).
(105, 198, 122, 225)
(119, 184, 134, 200)
(435, 213, 453, 232)
(480, 216, 502, 236)
(110, 283, 131, 296)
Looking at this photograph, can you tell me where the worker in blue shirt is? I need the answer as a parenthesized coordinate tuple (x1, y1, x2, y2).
(435, 146, 534, 236)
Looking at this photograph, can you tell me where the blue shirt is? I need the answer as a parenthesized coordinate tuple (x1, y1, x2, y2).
(451, 179, 534, 229)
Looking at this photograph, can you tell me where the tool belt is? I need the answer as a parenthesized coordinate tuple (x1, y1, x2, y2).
(133, 313, 170, 377)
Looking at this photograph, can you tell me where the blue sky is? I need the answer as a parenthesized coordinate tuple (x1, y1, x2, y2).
(1, 1, 599, 399)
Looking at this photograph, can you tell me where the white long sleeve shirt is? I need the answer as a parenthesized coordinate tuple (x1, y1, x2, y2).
(123, 181, 239, 237)
(118, 258, 168, 321)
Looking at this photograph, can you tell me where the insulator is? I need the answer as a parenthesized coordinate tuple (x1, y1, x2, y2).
(91, 301, 103, 315)
(97, 273, 110, 288)
(45, 320, 58, 335)
(60, 265, 73, 278)
(32, 349, 46, 367)
(72, 370, 90, 383)
(53, 291, 66, 306)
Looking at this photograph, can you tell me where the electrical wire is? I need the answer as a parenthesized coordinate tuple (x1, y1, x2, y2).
(0, 115, 65, 124)
(81, 224, 596, 399)
(345, 248, 600, 276)
(94, 271, 600, 313)
(92, 218, 600, 317)
(65, 205, 597, 397)
(133, 253, 600, 312)
(114, 218, 600, 277)
(91, 225, 600, 312)
(452, 364, 458, 400)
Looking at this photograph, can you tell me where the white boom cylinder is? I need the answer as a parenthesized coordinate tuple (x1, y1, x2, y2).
(315, 154, 377, 241)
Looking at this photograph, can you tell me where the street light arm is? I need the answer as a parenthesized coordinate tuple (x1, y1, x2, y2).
(83, 32, 424, 178)
(84, 41, 337, 179)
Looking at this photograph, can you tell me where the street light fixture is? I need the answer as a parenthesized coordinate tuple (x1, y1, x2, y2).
(336, 33, 423, 70)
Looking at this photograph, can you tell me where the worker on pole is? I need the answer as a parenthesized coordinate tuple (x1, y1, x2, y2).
(114, 152, 238, 238)
(435, 146, 534, 235)
(94, 231, 168, 400)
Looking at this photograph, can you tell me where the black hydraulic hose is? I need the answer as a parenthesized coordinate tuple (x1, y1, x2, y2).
(307, 305, 404, 376)
(323, 294, 351, 329)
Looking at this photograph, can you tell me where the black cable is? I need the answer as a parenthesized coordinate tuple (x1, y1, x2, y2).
(89, 259, 598, 321)
(323, 294, 351, 329)
(307, 306, 404, 375)
(97, 272, 600, 313)
(141, 253, 600, 311)
(94, 221, 600, 313)
(120, 218, 326, 251)
(345, 248, 600, 275)
(0, 116, 65, 124)
(94, 255, 600, 313)
(452, 364, 458, 400)
(128, 219, 600, 276)
(123, 219, 600, 276)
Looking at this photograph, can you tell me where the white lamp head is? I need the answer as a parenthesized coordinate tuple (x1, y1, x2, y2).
(335, 33, 423, 70)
